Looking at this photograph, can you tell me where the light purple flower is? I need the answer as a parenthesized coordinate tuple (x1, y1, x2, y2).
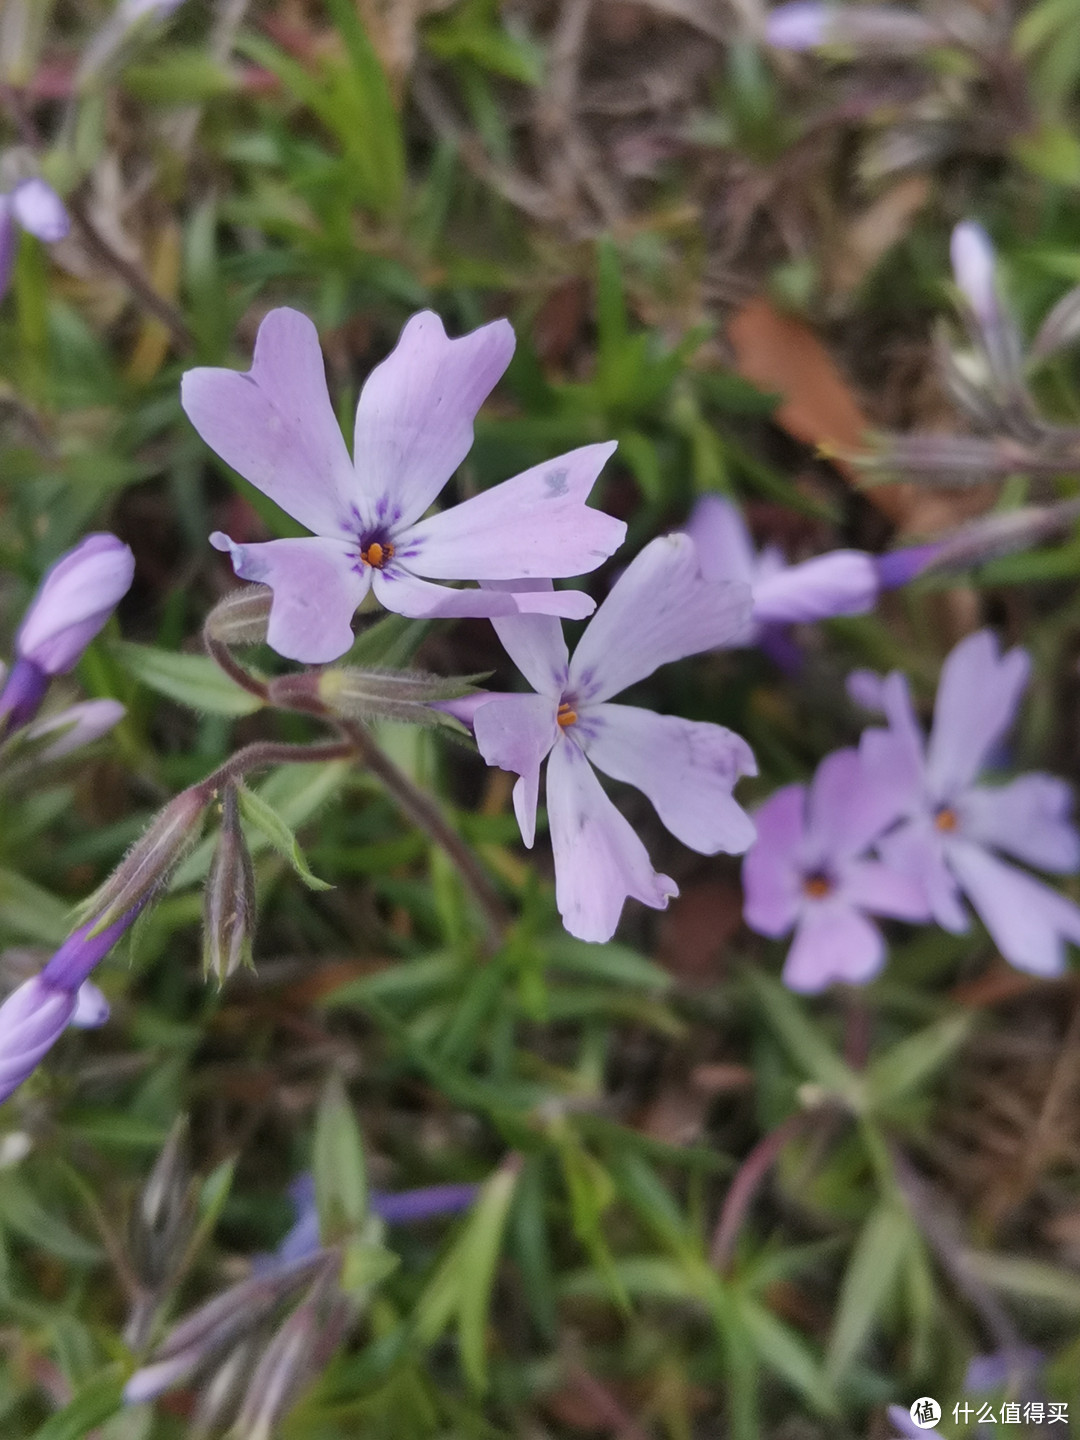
(23, 699, 126, 761)
(183, 309, 626, 663)
(0, 178, 69, 301)
(964, 1345, 1043, 1393)
(686, 495, 878, 643)
(13, 533, 135, 677)
(0, 901, 143, 1103)
(742, 746, 930, 992)
(466, 534, 757, 941)
(859, 630, 1080, 975)
(764, 3, 943, 54)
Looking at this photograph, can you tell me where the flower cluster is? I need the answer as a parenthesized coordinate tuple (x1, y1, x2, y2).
(743, 629, 1080, 990)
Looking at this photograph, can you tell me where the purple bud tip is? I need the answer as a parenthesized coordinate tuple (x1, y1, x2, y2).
(16, 533, 135, 677)
(70, 981, 111, 1029)
(11, 178, 70, 244)
(371, 1183, 480, 1224)
(950, 222, 997, 320)
(874, 543, 941, 589)
(765, 2, 828, 48)
(0, 657, 50, 737)
(429, 692, 497, 730)
(41, 898, 148, 992)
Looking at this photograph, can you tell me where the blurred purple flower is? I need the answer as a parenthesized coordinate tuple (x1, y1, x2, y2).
(0, 178, 69, 301)
(742, 746, 930, 991)
(183, 309, 626, 663)
(964, 1345, 1043, 1393)
(23, 699, 126, 761)
(465, 534, 757, 941)
(0, 534, 134, 736)
(764, 3, 944, 54)
(686, 495, 879, 644)
(0, 901, 143, 1103)
(267, 1172, 478, 1270)
(860, 630, 1080, 975)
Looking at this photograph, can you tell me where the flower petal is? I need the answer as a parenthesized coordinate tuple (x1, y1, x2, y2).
(473, 693, 558, 847)
(568, 533, 752, 704)
(878, 820, 969, 933)
(211, 533, 370, 663)
(582, 703, 756, 854)
(485, 581, 568, 698)
(839, 859, 931, 921)
(26, 699, 126, 760)
(405, 442, 624, 580)
(752, 551, 878, 626)
(946, 838, 1080, 976)
(925, 629, 1030, 798)
(685, 495, 757, 587)
(182, 309, 358, 539)
(958, 774, 1080, 873)
(371, 567, 593, 621)
(16, 533, 135, 675)
(70, 981, 110, 1029)
(805, 746, 911, 862)
(547, 737, 677, 942)
(354, 311, 515, 531)
(741, 784, 805, 938)
(11, 178, 69, 242)
(782, 904, 886, 992)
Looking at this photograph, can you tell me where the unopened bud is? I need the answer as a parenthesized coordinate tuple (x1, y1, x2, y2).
(131, 1116, 195, 1292)
(202, 785, 256, 984)
(230, 1270, 339, 1440)
(950, 222, 1034, 426)
(80, 789, 207, 932)
(1031, 281, 1080, 362)
(860, 432, 1079, 485)
(0, 976, 77, 1103)
(204, 589, 272, 647)
(312, 667, 485, 726)
(15, 533, 134, 677)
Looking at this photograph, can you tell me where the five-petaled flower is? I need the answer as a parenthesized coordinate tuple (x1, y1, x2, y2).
(742, 745, 931, 991)
(855, 629, 1080, 976)
(457, 534, 758, 941)
(183, 309, 627, 663)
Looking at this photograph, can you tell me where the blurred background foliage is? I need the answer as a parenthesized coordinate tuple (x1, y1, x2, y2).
(3, 0, 1080, 1436)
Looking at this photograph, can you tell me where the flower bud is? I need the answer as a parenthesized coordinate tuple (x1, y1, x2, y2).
(0, 657, 50, 737)
(130, 1117, 196, 1294)
(230, 1272, 337, 1440)
(204, 588, 273, 646)
(1031, 281, 1080, 362)
(950, 222, 1033, 427)
(41, 899, 148, 992)
(15, 533, 134, 676)
(0, 976, 77, 1103)
(80, 789, 207, 934)
(22, 699, 126, 761)
(202, 785, 256, 984)
(70, 980, 110, 1028)
(308, 667, 486, 727)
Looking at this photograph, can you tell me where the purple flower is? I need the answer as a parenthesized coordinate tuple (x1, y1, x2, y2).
(15, 533, 135, 674)
(686, 495, 878, 643)
(466, 534, 757, 941)
(742, 746, 930, 992)
(764, 3, 943, 54)
(183, 309, 626, 663)
(23, 699, 126, 761)
(860, 630, 1080, 975)
(0, 178, 69, 301)
(964, 1345, 1043, 1393)
(0, 901, 143, 1103)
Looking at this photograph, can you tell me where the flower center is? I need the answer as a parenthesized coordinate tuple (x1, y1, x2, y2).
(360, 541, 394, 569)
(934, 806, 958, 832)
(802, 871, 833, 900)
(557, 701, 578, 729)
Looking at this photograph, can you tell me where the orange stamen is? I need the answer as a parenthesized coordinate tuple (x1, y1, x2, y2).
(934, 807, 958, 832)
(360, 541, 394, 568)
(802, 874, 832, 900)
(557, 702, 578, 728)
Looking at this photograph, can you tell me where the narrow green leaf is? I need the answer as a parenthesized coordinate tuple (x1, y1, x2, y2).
(111, 641, 263, 717)
(236, 781, 333, 891)
(313, 1073, 368, 1240)
(866, 1014, 975, 1110)
(826, 1201, 912, 1379)
(737, 1297, 838, 1414)
(746, 970, 859, 1097)
(32, 1372, 124, 1440)
(0, 868, 70, 945)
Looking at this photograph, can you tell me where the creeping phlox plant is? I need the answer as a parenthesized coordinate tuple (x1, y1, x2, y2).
(4, 285, 1080, 1104)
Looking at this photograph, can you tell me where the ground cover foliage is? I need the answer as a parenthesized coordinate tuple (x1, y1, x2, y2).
(4, 1, 1080, 1436)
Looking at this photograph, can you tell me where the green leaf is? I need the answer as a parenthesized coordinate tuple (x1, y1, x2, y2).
(236, 781, 333, 891)
(32, 1372, 124, 1440)
(543, 935, 671, 991)
(866, 1014, 975, 1110)
(111, 641, 263, 717)
(0, 868, 70, 945)
(965, 1252, 1080, 1313)
(826, 1201, 912, 1380)
(0, 1175, 102, 1264)
(737, 1297, 838, 1414)
(746, 970, 861, 1099)
(313, 1073, 368, 1239)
